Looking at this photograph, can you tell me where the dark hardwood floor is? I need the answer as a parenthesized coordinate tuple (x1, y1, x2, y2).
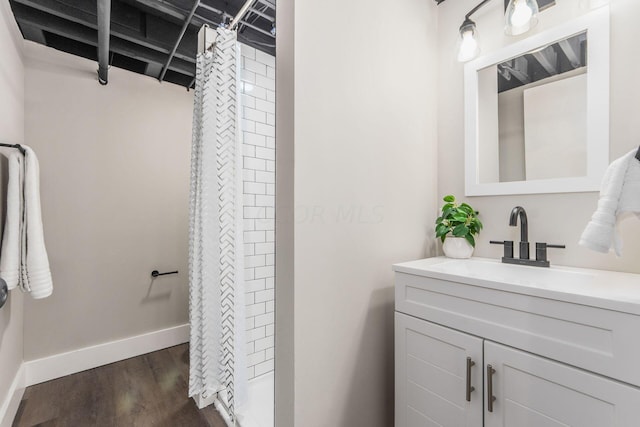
(13, 344, 227, 427)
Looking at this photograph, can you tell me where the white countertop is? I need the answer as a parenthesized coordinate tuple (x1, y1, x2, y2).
(393, 257, 640, 315)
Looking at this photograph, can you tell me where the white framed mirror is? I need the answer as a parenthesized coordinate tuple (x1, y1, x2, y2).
(464, 7, 610, 196)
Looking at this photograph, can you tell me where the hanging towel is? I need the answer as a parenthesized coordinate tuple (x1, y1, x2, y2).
(0, 150, 23, 290)
(579, 149, 640, 255)
(0, 146, 52, 298)
(21, 146, 53, 298)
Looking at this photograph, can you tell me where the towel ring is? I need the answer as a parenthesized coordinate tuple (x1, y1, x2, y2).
(0, 279, 7, 309)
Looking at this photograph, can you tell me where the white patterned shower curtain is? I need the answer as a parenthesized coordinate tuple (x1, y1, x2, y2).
(188, 27, 247, 426)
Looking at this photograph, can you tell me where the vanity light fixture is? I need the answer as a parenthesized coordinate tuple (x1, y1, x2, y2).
(457, 0, 540, 62)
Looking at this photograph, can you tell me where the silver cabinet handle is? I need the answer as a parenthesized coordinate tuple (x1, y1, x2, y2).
(487, 364, 496, 412)
(466, 357, 475, 402)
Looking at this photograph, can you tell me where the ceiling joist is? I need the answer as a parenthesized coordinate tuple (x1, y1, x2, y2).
(11, 3, 195, 75)
(531, 46, 558, 76)
(12, 0, 198, 63)
(558, 37, 582, 69)
(9, 0, 275, 88)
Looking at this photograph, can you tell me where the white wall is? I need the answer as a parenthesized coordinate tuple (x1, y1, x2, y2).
(523, 72, 587, 180)
(275, 0, 295, 424)
(22, 39, 276, 374)
(438, 0, 640, 274)
(22, 42, 193, 360)
(277, 0, 440, 425)
(0, 0, 24, 423)
(240, 44, 276, 380)
(496, 67, 587, 182)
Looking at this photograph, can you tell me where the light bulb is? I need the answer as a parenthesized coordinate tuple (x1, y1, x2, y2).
(505, 0, 539, 36)
(511, 1, 533, 27)
(458, 28, 479, 62)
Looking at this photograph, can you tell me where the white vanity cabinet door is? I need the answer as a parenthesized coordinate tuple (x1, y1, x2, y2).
(395, 313, 483, 427)
(484, 341, 640, 427)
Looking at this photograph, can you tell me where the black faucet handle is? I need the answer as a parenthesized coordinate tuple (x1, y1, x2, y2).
(535, 242, 565, 263)
(490, 240, 514, 259)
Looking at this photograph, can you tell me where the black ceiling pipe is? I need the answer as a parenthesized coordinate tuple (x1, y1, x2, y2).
(97, 0, 111, 85)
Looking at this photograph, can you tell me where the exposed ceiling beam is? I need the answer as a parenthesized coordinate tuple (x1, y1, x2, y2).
(12, 3, 195, 76)
(19, 22, 46, 44)
(508, 69, 530, 85)
(500, 57, 530, 85)
(236, 18, 273, 38)
(255, 0, 274, 9)
(196, 2, 228, 27)
(119, 0, 189, 23)
(247, 7, 274, 23)
(558, 38, 582, 69)
(123, 0, 274, 54)
(144, 62, 163, 78)
(128, 0, 274, 35)
(197, 1, 274, 38)
(194, 8, 274, 39)
(124, 0, 234, 28)
(10, 0, 274, 87)
(531, 46, 558, 76)
(12, 0, 197, 64)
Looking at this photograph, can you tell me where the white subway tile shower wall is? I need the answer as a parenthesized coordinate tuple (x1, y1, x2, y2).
(241, 43, 275, 380)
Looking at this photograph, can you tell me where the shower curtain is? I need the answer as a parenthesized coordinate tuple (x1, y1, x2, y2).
(188, 27, 247, 426)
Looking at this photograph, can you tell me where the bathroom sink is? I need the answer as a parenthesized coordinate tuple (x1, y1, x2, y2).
(427, 258, 594, 289)
(389, 256, 640, 314)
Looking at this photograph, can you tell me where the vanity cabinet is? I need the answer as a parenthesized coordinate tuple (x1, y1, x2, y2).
(484, 341, 640, 427)
(394, 257, 640, 427)
(395, 312, 482, 427)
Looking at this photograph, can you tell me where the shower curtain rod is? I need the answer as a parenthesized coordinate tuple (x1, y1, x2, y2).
(196, 0, 257, 55)
(229, 0, 257, 31)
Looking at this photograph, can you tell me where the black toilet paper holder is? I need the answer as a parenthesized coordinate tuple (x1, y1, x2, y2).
(151, 270, 179, 278)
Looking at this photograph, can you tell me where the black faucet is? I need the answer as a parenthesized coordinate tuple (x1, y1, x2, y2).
(491, 206, 565, 267)
(509, 206, 529, 260)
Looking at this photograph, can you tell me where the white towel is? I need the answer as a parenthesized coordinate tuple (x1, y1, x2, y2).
(0, 150, 23, 289)
(0, 146, 52, 298)
(579, 149, 640, 256)
(22, 146, 52, 298)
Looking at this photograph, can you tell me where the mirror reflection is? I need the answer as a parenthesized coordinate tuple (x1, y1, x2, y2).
(477, 31, 588, 184)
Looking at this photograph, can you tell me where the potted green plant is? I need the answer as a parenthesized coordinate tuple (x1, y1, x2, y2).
(435, 194, 483, 258)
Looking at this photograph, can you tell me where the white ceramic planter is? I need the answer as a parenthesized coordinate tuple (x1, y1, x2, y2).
(442, 237, 474, 259)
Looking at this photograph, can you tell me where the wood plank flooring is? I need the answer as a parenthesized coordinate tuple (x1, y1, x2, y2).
(13, 344, 227, 427)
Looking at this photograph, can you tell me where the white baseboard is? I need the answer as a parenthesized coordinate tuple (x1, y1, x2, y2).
(24, 323, 190, 387)
(0, 364, 25, 427)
